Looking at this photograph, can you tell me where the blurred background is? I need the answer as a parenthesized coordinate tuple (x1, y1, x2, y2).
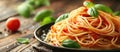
(0, 0, 120, 20)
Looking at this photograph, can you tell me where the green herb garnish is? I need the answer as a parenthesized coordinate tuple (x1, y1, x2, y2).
(17, 3, 34, 18)
(83, 1, 113, 18)
(26, 0, 50, 8)
(113, 11, 120, 16)
(42, 0, 50, 6)
(94, 4, 113, 14)
(33, 9, 53, 22)
(40, 16, 55, 26)
(55, 13, 69, 23)
(84, 1, 99, 17)
(83, 1, 94, 8)
(17, 38, 29, 44)
(87, 7, 99, 17)
(62, 39, 80, 48)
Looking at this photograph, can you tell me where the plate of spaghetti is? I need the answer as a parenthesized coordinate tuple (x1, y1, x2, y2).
(34, 1, 120, 52)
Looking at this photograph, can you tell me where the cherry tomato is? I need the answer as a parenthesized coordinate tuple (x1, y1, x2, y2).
(6, 18, 20, 32)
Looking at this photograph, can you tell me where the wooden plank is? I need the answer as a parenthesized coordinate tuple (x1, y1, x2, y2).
(0, 16, 38, 52)
(0, 31, 34, 52)
(0, 0, 23, 22)
(10, 38, 37, 52)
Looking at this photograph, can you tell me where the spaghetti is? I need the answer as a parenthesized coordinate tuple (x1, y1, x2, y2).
(44, 6, 120, 49)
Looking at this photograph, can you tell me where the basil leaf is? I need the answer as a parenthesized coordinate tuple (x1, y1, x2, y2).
(113, 11, 120, 16)
(26, 0, 35, 5)
(87, 7, 99, 17)
(62, 39, 80, 48)
(55, 13, 69, 23)
(17, 3, 34, 18)
(34, 0, 43, 7)
(94, 4, 113, 14)
(83, 1, 94, 8)
(17, 38, 29, 44)
(43, 0, 50, 6)
(40, 16, 55, 26)
(33, 9, 52, 22)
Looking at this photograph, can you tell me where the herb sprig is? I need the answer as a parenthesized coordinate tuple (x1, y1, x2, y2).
(84, 1, 113, 18)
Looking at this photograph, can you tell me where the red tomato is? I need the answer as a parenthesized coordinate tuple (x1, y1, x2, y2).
(6, 17, 20, 32)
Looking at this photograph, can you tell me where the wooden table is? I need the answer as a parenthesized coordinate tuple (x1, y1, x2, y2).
(0, 0, 119, 52)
